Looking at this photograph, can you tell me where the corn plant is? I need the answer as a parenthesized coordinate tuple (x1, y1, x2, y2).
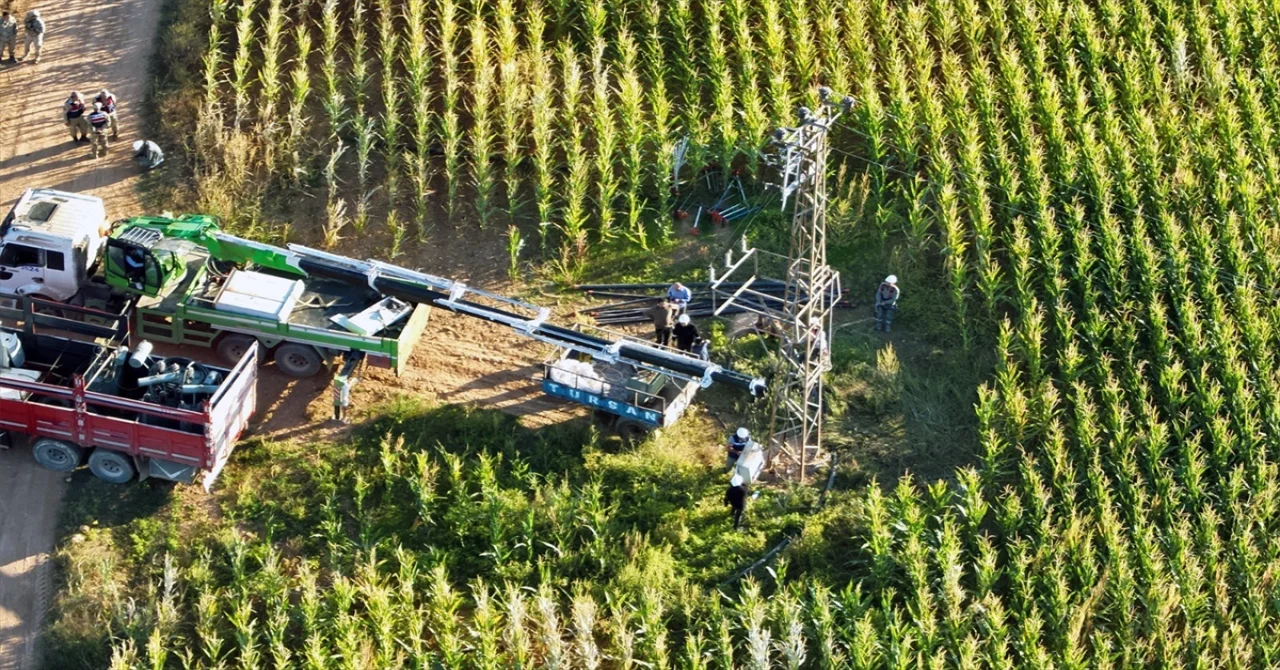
(377, 0, 401, 209)
(469, 15, 497, 227)
(438, 0, 463, 220)
(283, 0, 315, 183)
(496, 0, 526, 221)
(322, 141, 350, 248)
(256, 0, 285, 169)
(319, 0, 345, 140)
(229, 0, 258, 131)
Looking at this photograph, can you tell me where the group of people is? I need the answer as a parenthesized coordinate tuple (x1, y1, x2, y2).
(64, 90, 118, 156)
(645, 273, 903, 531)
(62, 89, 165, 167)
(0, 9, 44, 64)
(644, 282, 708, 358)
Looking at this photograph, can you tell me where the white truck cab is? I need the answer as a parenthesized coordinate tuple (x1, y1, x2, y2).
(0, 189, 108, 302)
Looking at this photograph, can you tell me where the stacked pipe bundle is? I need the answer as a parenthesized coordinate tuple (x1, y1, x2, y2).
(574, 281, 851, 326)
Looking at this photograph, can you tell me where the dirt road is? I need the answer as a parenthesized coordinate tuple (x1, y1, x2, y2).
(0, 450, 63, 670)
(0, 0, 161, 667)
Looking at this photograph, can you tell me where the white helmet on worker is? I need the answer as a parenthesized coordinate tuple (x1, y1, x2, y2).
(736, 427, 749, 439)
(678, 314, 690, 325)
(132, 140, 145, 152)
(885, 275, 897, 284)
(730, 474, 744, 487)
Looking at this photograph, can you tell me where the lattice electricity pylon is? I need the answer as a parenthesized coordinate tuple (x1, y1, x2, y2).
(709, 87, 851, 482)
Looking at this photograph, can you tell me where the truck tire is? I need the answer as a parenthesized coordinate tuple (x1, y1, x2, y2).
(614, 419, 652, 444)
(274, 343, 324, 377)
(88, 449, 136, 484)
(216, 333, 258, 366)
(592, 410, 618, 429)
(31, 438, 84, 472)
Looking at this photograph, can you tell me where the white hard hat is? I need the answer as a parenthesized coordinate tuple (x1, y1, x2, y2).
(730, 474, 744, 487)
(677, 314, 690, 325)
(885, 275, 898, 284)
(93, 102, 102, 110)
(132, 140, 145, 152)
(736, 427, 749, 439)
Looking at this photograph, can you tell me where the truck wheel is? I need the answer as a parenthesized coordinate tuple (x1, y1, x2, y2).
(216, 333, 258, 366)
(614, 420, 652, 444)
(274, 343, 323, 377)
(88, 449, 136, 484)
(592, 410, 618, 429)
(31, 438, 84, 472)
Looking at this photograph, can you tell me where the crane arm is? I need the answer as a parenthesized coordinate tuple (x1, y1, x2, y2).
(128, 216, 767, 396)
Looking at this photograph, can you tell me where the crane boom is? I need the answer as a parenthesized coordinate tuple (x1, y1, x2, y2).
(112, 216, 766, 396)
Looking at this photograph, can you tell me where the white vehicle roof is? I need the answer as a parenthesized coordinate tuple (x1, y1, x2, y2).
(1, 188, 107, 251)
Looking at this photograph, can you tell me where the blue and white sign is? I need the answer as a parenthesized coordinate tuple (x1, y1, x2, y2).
(542, 380, 662, 426)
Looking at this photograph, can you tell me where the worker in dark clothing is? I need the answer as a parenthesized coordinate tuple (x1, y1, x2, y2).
(673, 313, 700, 352)
(727, 426, 749, 468)
(645, 300, 677, 346)
(875, 274, 900, 332)
(693, 337, 710, 361)
(725, 474, 748, 529)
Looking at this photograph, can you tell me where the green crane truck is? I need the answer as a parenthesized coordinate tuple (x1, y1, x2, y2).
(1, 189, 765, 426)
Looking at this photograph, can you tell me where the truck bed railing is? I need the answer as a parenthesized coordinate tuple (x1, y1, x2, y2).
(0, 296, 129, 344)
(540, 360, 677, 416)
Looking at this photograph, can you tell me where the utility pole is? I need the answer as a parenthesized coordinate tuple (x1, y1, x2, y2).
(710, 87, 850, 482)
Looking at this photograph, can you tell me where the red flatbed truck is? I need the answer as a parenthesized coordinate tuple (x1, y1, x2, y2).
(0, 299, 258, 489)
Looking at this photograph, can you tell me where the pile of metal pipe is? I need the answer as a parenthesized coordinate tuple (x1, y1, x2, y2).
(573, 282, 850, 326)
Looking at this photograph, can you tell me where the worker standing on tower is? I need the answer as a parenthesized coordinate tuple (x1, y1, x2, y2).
(0, 11, 18, 63)
(95, 90, 119, 139)
(64, 91, 89, 143)
(874, 275, 900, 332)
(87, 102, 111, 157)
(19, 9, 44, 64)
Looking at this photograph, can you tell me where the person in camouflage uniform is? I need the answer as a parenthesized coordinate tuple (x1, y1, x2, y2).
(0, 11, 18, 63)
(64, 91, 89, 142)
(19, 9, 43, 64)
(94, 90, 118, 139)
(87, 102, 110, 157)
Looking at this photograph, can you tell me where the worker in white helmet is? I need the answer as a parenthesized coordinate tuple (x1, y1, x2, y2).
(875, 274, 900, 332)
(724, 473, 749, 529)
(727, 427, 750, 468)
(673, 313, 700, 353)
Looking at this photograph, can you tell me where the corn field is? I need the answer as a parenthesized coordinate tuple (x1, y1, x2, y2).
(77, 0, 1280, 663)
(193, 0, 831, 256)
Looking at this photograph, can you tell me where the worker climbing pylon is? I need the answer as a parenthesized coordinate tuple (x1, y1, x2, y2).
(87, 102, 111, 157)
(874, 275, 899, 333)
(64, 91, 89, 143)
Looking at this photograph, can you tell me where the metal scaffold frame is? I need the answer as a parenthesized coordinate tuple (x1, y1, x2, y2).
(709, 87, 851, 482)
